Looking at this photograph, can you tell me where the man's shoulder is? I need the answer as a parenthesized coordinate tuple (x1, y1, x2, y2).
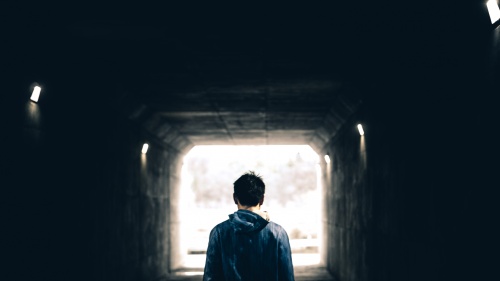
(267, 221, 282, 228)
(267, 221, 285, 230)
(264, 221, 289, 237)
(210, 219, 288, 238)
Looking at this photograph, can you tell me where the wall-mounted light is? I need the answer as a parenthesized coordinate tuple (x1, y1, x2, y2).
(142, 143, 149, 154)
(487, 0, 500, 24)
(324, 154, 331, 164)
(357, 124, 365, 136)
(30, 86, 41, 102)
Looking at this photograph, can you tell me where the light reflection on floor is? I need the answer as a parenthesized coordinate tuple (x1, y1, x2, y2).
(184, 253, 320, 269)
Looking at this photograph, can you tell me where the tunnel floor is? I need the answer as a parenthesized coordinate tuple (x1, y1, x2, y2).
(164, 265, 335, 281)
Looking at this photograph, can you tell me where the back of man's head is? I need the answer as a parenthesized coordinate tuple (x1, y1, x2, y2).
(233, 171, 265, 206)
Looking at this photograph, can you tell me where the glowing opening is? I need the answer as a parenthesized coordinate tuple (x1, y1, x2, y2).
(324, 155, 330, 164)
(357, 124, 365, 136)
(487, 0, 500, 24)
(179, 145, 321, 269)
(141, 143, 149, 154)
(30, 86, 41, 102)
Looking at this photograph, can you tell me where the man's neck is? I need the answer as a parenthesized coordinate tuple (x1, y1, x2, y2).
(238, 204, 260, 212)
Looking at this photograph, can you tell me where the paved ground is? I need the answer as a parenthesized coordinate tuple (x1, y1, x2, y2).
(164, 265, 335, 281)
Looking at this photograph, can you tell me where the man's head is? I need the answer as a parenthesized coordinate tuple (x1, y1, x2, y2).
(233, 171, 265, 207)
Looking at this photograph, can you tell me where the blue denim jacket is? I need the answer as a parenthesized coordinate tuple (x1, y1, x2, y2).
(203, 209, 294, 281)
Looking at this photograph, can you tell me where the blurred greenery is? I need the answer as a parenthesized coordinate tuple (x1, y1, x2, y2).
(185, 147, 318, 208)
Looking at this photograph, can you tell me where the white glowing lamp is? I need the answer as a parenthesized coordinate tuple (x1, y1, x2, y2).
(142, 143, 149, 154)
(30, 86, 41, 102)
(357, 124, 365, 136)
(487, 0, 500, 24)
(324, 155, 331, 164)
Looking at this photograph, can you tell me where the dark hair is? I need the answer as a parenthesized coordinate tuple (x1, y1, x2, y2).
(233, 171, 265, 206)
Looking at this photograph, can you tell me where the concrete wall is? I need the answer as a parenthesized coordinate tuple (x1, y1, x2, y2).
(1, 74, 178, 281)
(321, 10, 499, 280)
(322, 94, 494, 281)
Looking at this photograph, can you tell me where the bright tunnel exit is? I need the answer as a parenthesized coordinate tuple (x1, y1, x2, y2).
(178, 145, 322, 269)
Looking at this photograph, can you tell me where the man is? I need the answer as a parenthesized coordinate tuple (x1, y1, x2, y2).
(203, 171, 295, 281)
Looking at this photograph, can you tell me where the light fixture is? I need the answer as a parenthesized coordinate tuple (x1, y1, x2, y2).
(141, 143, 149, 154)
(487, 0, 500, 24)
(324, 154, 331, 164)
(357, 124, 365, 136)
(30, 86, 41, 102)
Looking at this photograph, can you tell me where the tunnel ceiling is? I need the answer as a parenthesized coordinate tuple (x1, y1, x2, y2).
(9, 3, 378, 152)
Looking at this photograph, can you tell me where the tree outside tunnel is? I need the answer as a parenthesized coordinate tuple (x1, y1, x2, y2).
(177, 145, 322, 269)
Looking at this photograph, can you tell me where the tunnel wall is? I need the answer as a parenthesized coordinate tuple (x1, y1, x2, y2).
(2, 75, 177, 281)
(323, 91, 496, 281)
(321, 11, 498, 281)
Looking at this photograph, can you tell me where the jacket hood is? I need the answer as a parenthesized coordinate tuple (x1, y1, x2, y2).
(229, 209, 269, 234)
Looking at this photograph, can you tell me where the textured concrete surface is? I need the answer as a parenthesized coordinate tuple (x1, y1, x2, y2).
(165, 266, 335, 281)
(321, 75, 498, 281)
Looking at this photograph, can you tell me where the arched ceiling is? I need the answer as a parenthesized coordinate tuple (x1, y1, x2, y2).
(4, 3, 399, 152)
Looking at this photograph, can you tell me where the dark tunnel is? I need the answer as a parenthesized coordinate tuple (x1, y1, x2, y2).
(2, 2, 499, 281)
